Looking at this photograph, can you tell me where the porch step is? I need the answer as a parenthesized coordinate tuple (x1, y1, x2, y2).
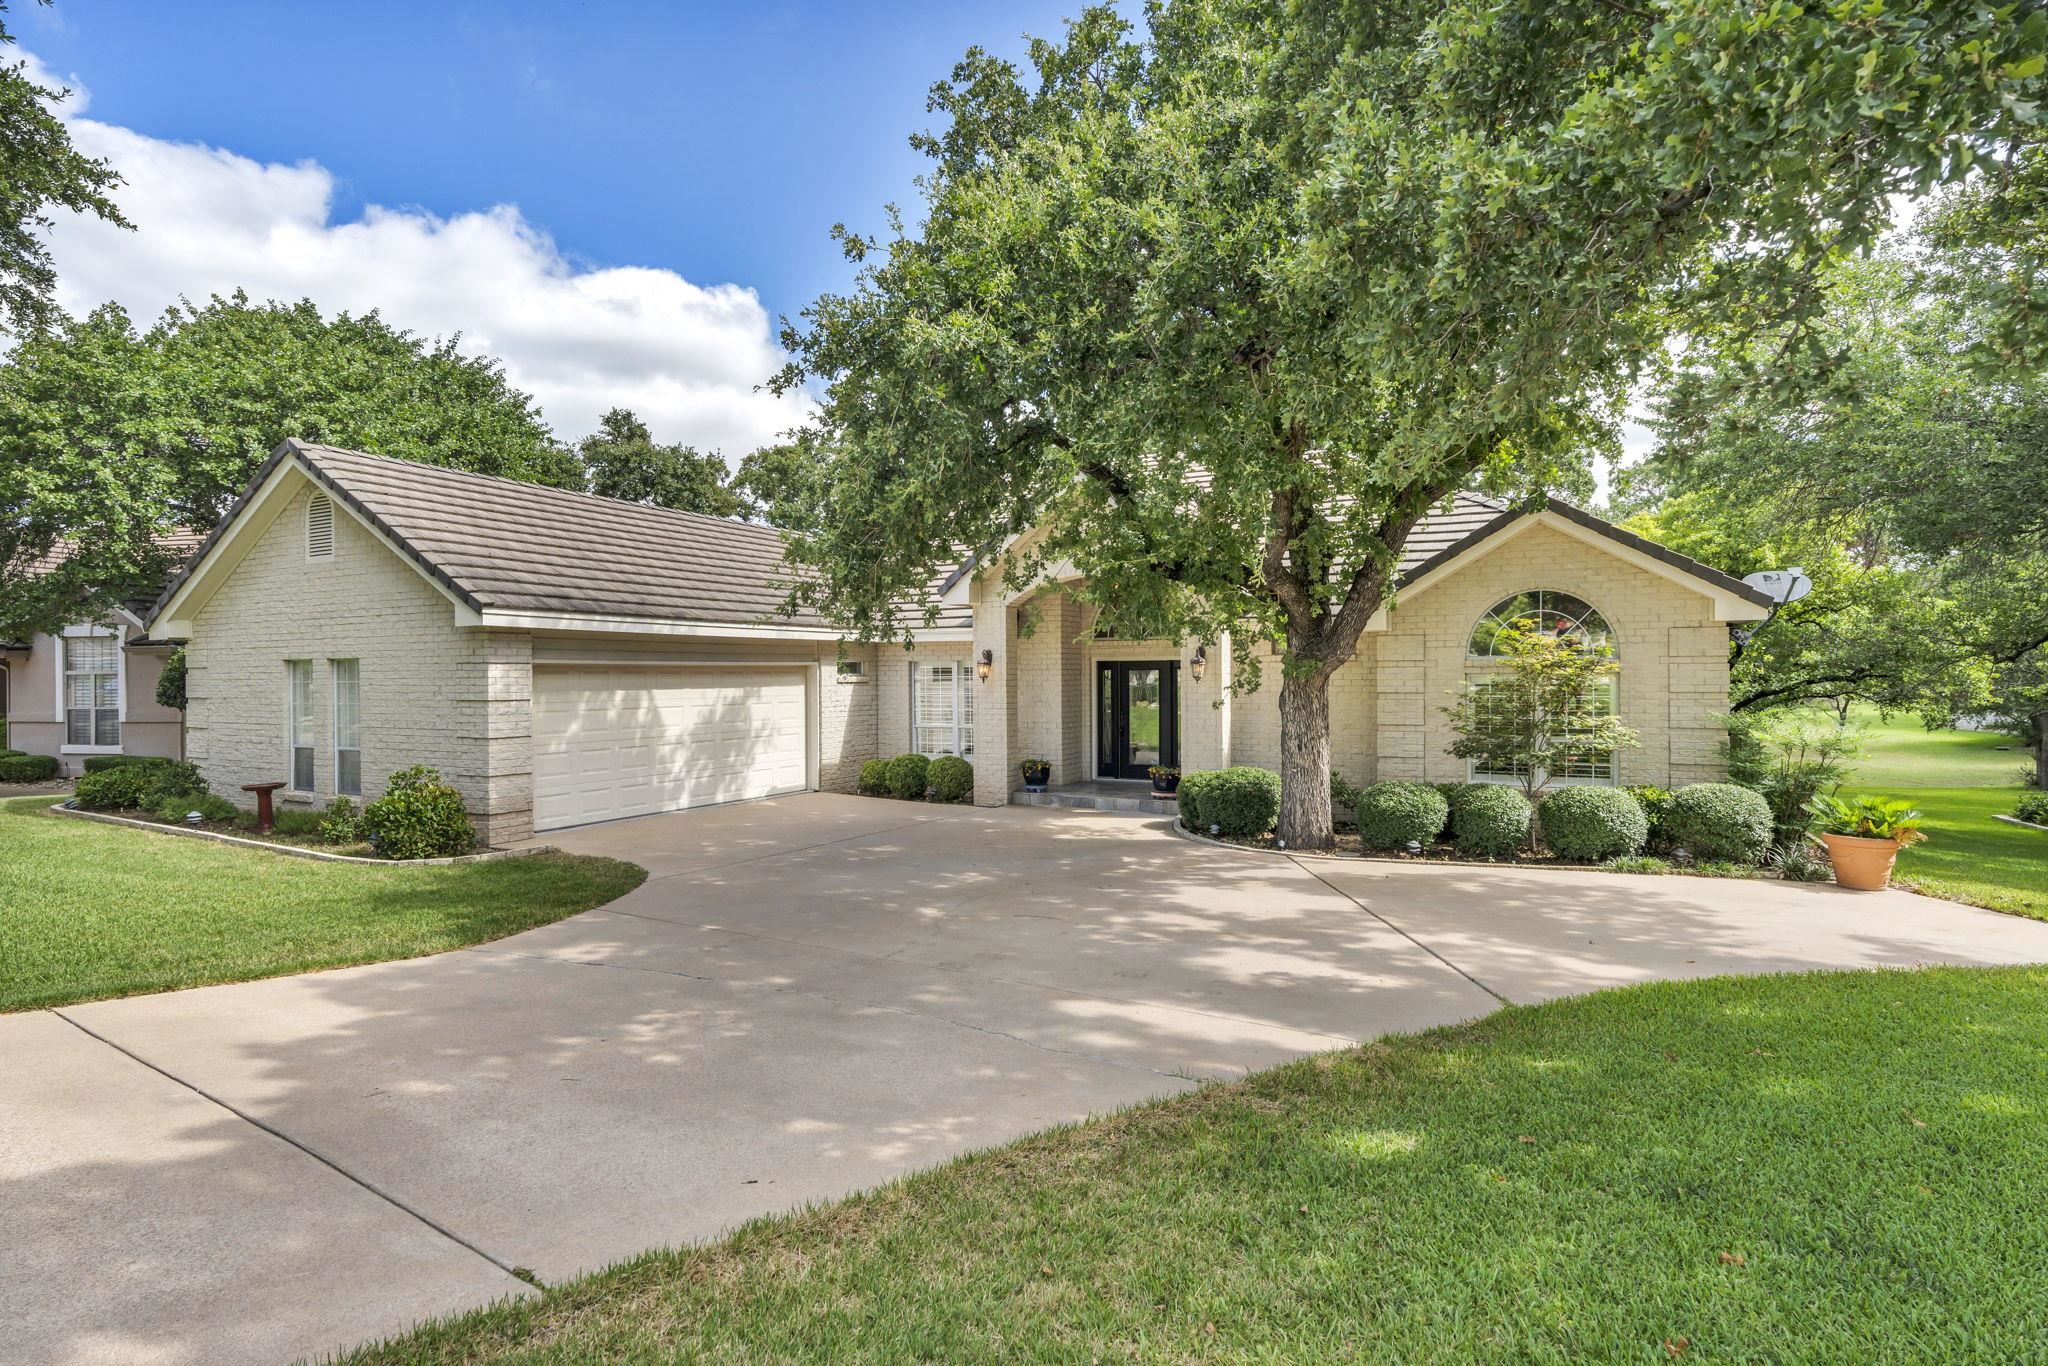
(1010, 786, 1179, 817)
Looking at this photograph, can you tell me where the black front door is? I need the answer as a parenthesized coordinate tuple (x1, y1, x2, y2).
(1096, 661, 1178, 780)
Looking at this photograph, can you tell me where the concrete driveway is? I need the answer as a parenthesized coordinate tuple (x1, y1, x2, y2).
(12, 794, 2048, 1365)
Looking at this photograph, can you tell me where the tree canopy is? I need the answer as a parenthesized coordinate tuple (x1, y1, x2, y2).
(0, 2, 126, 338)
(576, 407, 747, 518)
(0, 293, 573, 641)
(773, 0, 2045, 845)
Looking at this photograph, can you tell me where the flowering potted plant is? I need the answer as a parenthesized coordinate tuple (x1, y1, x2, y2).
(1805, 793, 1927, 891)
(1019, 758, 1052, 792)
(1148, 764, 1181, 798)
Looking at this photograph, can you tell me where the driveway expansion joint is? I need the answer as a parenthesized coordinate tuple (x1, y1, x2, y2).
(1288, 857, 1514, 1006)
(49, 1008, 532, 1287)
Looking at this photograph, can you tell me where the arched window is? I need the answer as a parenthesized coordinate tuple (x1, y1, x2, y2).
(1467, 590, 1613, 659)
(1464, 591, 1619, 785)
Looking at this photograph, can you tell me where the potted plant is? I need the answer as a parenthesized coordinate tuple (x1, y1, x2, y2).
(1148, 764, 1181, 798)
(1805, 793, 1927, 891)
(1020, 758, 1052, 792)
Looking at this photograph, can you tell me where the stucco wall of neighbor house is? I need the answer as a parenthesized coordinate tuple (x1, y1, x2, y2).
(529, 633, 878, 798)
(186, 484, 535, 843)
(4, 631, 185, 774)
(1374, 519, 1730, 788)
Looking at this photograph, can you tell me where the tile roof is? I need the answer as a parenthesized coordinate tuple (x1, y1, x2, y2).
(288, 442, 835, 629)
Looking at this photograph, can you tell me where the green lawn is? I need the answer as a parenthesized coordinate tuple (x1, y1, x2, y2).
(1821, 709, 2046, 920)
(0, 798, 645, 1012)
(1843, 705, 2027, 788)
(351, 965, 2048, 1362)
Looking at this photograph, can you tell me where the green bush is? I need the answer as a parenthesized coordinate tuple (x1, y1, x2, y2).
(1179, 766, 1282, 838)
(319, 797, 365, 843)
(2013, 791, 2048, 826)
(74, 757, 207, 811)
(272, 809, 328, 836)
(857, 758, 891, 796)
(82, 753, 156, 773)
(1354, 781, 1451, 851)
(0, 752, 60, 782)
(927, 755, 974, 803)
(1664, 782, 1774, 864)
(1623, 784, 1674, 850)
(153, 792, 238, 825)
(1330, 773, 1366, 819)
(885, 752, 931, 801)
(75, 765, 154, 811)
(362, 765, 476, 860)
(1539, 786, 1649, 862)
(1451, 784, 1531, 858)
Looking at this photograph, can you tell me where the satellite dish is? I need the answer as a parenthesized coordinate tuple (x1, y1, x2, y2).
(1742, 567, 1812, 605)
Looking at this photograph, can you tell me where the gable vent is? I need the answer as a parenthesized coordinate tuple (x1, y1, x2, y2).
(306, 492, 335, 560)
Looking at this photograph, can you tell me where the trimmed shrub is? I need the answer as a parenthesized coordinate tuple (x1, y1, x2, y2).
(152, 792, 238, 825)
(857, 758, 891, 796)
(885, 752, 931, 801)
(75, 764, 155, 811)
(320, 797, 365, 843)
(82, 753, 156, 773)
(1539, 786, 1649, 862)
(1663, 782, 1774, 864)
(1179, 766, 1282, 838)
(2013, 791, 2048, 826)
(1451, 784, 1531, 858)
(0, 752, 60, 782)
(1624, 784, 1674, 850)
(926, 755, 974, 804)
(1354, 781, 1451, 851)
(362, 765, 476, 860)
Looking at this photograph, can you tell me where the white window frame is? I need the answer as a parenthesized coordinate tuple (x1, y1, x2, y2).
(57, 624, 123, 753)
(331, 658, 362, 798)
(910, 661, 975, 758)
(1462, 672, 1621, 788)
(286, 659, 316, 793)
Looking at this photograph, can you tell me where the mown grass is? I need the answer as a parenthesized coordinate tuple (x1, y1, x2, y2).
(1890, 786, 2048, 922)
(350, 966, 2048, 1363)
(1844, 705, 2027, 789)
(0, 797, 644, 1011)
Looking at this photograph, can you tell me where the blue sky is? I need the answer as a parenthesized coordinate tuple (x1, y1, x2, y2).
(20, 1, 1097, 451)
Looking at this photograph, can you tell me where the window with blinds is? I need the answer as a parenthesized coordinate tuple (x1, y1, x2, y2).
(288, 660, 316, 790)
(911, 662, 975, 757)
(332, 659, 361, 796)
(63, 634, 120, 747)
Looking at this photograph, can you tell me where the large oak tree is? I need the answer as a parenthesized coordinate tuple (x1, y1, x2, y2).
(772, 0, 2042, 846)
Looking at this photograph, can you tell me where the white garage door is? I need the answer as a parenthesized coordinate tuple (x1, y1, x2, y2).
(533, 666, 810, 831)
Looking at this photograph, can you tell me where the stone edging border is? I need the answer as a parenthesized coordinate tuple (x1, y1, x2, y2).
(50, 803, 553, 866)
(1994, 813, 2048, 834)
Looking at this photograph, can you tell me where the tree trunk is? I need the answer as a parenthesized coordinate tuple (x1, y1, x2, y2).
(2035, 711, 2048, 791)
(1277, 664, 1335, 849)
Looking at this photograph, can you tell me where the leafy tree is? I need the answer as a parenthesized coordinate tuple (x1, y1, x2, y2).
(772, 0, 2043, 846)
(0, 293, 574, 641)
(1442, 623, 1638, 801)
(0, 2, 127, 337)
(1922, 128, 2048, 372)
(732, 433, 823, 528)
(576, 408, 745, 518)
(155, 645, 186, 711)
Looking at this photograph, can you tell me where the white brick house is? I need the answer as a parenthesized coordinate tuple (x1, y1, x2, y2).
(149, 440, 1768, 844)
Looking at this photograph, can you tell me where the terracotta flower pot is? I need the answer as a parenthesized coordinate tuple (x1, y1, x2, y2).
(1820, 832, 1901, 891)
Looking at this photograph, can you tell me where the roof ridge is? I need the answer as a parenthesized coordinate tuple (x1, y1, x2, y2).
(288, 440, 782, 541)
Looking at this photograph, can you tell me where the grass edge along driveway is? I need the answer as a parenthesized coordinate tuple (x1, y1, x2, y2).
(350, 965, 2048, 1363)
(0, 797, 645, 1012)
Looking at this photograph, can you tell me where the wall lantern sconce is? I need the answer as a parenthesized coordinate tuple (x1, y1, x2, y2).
(1190, 646, 1207, 683)
(976, 648, 994, 683)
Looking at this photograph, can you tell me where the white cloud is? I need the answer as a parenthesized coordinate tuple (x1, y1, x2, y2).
(23, 51, 810, 457)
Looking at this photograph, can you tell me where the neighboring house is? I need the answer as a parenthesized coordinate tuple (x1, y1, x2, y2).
(148, 439, 1770, 844)
(3, 533, 202, 775)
